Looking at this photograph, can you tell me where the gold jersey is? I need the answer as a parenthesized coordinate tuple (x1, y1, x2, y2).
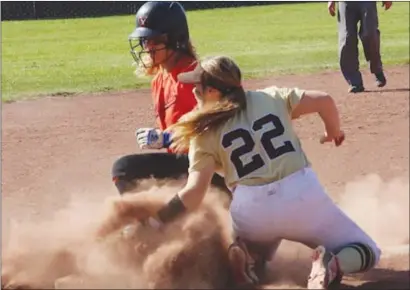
(188, 86, 311, 188)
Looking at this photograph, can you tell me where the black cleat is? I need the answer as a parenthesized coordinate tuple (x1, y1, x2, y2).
(348, 85, 365, 93)
(375, 72, 387, 87)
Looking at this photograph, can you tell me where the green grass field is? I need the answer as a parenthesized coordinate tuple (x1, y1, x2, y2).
(2, 2, 409, 102)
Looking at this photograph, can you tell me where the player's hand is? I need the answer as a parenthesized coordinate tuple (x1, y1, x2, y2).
(382, 1, 392, 11)
(95, 196, 140, 239)
(135, 128, 165, 150)
(328, 1, 336, 17)
(320, 130, 345, 147)
(121, 217, 163, 239)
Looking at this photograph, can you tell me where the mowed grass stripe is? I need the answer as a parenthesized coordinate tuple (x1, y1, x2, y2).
(2, 2, 409, 101)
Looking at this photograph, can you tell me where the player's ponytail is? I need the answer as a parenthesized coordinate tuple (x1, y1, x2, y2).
(169, 56, 246, 152)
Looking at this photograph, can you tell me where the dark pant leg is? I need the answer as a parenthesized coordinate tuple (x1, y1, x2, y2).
(112, 152, 232, 199)
(358, 2, 383, 74)
(111, 153, 189, 194)
(337, 2, 363, 86)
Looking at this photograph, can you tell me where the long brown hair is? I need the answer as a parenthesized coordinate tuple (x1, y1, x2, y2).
(169, 56, 247, 153)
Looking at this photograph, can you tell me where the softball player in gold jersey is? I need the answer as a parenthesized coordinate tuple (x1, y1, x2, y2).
(97, 56, 381, 289)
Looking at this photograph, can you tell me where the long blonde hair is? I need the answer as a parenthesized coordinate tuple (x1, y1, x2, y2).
(134, 40, 198, 77)
(169, 56, 246, 152)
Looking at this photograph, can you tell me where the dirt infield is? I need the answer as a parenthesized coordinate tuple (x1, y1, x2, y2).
(2, 65, 409, 289)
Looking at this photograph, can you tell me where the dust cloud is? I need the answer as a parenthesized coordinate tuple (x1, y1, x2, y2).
(336, 174, 409, 248)
(260, 173, 410, 288)
(1, 180, 233, 289)
(1, 175, 408, 289)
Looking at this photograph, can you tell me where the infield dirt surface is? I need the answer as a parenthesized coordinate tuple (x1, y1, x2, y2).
(2, 65, 409, 289)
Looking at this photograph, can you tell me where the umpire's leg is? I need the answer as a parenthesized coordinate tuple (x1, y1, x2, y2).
(358, 2, 385, 85)
(337, 2, 363, 88)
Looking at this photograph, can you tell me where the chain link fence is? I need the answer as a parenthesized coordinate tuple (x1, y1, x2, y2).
(1, 1, 308, 21)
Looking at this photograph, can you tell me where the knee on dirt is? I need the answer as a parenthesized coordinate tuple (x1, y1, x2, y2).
(111, 155, 140, 195)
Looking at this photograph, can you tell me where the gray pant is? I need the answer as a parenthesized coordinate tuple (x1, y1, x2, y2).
(338, 1, 383, 86)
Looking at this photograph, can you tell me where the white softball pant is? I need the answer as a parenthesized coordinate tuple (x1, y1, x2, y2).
(229, 167, 381, 264)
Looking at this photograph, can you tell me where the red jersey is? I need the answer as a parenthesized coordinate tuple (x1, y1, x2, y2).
(151, 56, 198, 153)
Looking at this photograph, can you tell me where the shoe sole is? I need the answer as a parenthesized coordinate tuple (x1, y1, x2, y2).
(348, 88, 365, 93)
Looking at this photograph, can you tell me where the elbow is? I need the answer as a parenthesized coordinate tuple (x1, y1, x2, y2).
(292, 91, 334, 117)
(317, 93, 335, 114)
(322, 93, 334, 102)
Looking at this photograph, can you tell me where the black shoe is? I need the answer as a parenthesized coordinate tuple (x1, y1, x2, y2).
(375, 72, 387, 87)
(348, 85, 365, 93)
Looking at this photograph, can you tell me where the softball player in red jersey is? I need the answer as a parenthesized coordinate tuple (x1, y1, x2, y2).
(111, 1, 230, 198)
(98, 56, 381, 289)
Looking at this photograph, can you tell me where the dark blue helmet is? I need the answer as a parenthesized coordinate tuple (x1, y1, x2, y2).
(129, 1, 190, 67)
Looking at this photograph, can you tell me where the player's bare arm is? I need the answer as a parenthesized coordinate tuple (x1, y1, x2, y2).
(97, 161, 215, 237)
(175, 162, 215, 211)
(291, 90, 345, 146)
(96, 194, 158, 237)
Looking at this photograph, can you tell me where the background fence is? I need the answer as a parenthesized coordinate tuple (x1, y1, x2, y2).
(1, 1, 309, 21)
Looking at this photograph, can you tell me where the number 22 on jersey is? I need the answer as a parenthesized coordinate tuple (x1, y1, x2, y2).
(221, 114, 295, 178)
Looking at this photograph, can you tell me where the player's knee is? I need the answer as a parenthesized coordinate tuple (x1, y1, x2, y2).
(360, 28, 379, 41)
(112, 155, 131, 179)
(112, 177, 137, 195)
(111, 155, 140, 195)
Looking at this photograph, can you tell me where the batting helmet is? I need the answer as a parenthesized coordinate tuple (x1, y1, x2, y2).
(129, 1, 190, 67)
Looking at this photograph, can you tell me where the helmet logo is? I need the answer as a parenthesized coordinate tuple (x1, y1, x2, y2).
(138, 16, 147, 27)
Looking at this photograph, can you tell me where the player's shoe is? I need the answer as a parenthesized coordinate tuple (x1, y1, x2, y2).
(307, 245, 343, 290)
(228, 237, 259, 288)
